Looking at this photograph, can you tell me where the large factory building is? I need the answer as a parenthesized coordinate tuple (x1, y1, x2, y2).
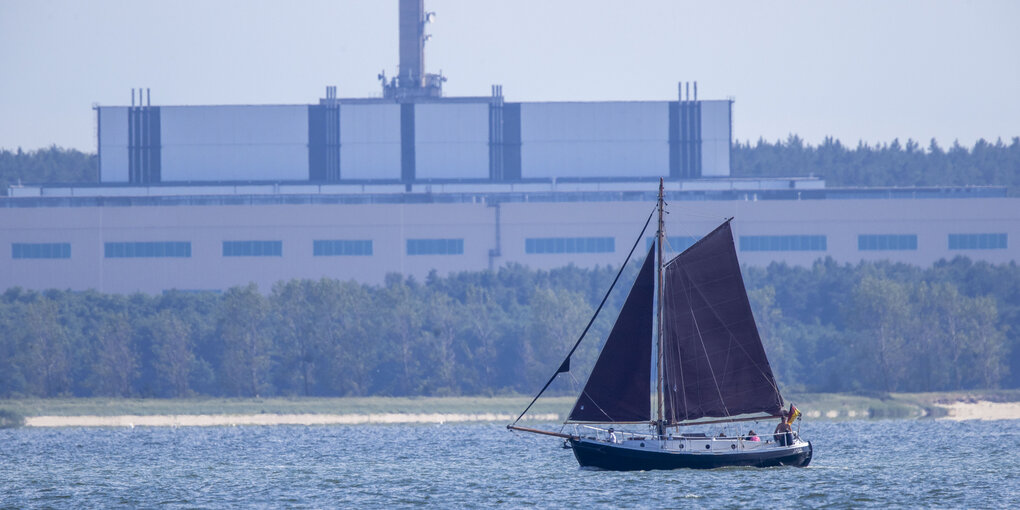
(2, 0, 1017, 294)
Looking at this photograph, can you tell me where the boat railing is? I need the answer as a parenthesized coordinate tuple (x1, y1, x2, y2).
(577, 424, 801, 445)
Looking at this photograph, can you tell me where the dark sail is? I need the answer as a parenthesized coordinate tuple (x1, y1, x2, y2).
(568, 245, 655, 422)
(661, 221, 783, 423)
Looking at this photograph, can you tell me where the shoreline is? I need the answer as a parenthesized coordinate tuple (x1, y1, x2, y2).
(25, 412, 560, 428)
(17, 400, 1020, 428)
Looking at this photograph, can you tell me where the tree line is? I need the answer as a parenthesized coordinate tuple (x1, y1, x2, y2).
(732, 135, 1020, 194)
(0, 146, 96, 195)
(0, 257, 1016, 399)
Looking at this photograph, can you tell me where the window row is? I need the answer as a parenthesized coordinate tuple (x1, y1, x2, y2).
(407, 238, 464, 256)
(223, 241, 282, 257)
(313, 240, 373, 256)
(858, 235, 918, 251)
(12, 243, 71, 259)
(740, 235, 827, 252)
(9, 232, 1010, 259)
(949, 233, 1008, 250)
(106, 242, 192, 258)
(527, 237, 615, 254)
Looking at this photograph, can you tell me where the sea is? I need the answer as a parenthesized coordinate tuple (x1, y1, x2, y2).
(2, 419, 1018, 508)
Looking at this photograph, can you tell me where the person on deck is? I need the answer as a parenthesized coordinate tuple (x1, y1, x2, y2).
(608, 428, 618, 443)
(747, 430, 760, 442)
(774, 421, 793, 446)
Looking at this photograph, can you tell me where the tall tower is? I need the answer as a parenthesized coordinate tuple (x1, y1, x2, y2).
(381, 0, 445, 99)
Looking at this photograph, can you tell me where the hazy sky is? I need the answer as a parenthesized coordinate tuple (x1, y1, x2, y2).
(1, 0, 1018, 152)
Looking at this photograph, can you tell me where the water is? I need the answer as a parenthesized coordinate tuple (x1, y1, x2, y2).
(2, 419, 1018, 508)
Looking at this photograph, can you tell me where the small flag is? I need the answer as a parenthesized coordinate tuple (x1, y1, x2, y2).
(786, 404, 801, 424)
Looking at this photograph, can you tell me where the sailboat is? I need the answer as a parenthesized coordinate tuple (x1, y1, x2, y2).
(508, 180, 812, 470)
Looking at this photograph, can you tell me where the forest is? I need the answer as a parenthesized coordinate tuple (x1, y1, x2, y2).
(731, 135, 1020, 193)
(0, 257, 1016, 399)
(0, 146, 96, 194)
(2, 136, 1020, 194)
(1, 139, 1017, 398)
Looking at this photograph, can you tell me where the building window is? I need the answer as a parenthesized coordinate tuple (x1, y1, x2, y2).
(223, 240, 282, 257)
(407, 238, 463, 255)
(313, 240, 373, 256)
(948, 233, 1007, 250)
(526, 237, 615, 254)
(739, 235, 826, 252)
(646, 236, 699, 252)
(105, 241, 190, 258)
(12, 243, 71, 259)
(858, 234, 918, 251)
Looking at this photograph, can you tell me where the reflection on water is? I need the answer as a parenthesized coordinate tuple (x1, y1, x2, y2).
(1, 419, 1018, 507)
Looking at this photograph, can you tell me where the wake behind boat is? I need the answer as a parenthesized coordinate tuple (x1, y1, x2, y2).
(509, 179, 812, 470)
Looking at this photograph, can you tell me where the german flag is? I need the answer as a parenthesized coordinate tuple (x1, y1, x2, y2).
(786, 404, 801, 425)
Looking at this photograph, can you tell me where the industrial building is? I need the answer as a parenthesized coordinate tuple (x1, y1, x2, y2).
(2, 0, 1017, 294)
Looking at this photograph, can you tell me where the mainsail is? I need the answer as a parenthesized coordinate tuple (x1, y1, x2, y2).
(567, 245, 656, 423)
(660, 221, 784, 423)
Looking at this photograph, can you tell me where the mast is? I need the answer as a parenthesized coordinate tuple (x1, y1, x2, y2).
(655, 178, 665, 430)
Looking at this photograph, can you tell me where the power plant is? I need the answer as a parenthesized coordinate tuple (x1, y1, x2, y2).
(1, 0, 1015, 293)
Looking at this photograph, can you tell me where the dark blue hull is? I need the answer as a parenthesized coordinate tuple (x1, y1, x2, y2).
(569, 438, 813, 471)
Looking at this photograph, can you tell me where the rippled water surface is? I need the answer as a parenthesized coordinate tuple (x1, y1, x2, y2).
(2, 419, 1018, 508)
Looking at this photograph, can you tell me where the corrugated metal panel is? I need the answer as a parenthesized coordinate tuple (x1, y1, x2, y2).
(340, 104, 402, 180)
(160, 105, 309, 181)
(699, 101, 731, 177)
(520, 102, 669, 178)
(99, 107, 130, 183)
(414, 103, 489, 179)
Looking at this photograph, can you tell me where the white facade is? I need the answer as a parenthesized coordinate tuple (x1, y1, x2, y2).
(339, 103, 402, 180)
(520, 102, 670, 179)
(95, 99, 733, 183)
(699, 100, 731, 177)
(98, 107, 129, 183)
(160, 105, 309, 181)
(1, 196, 1017, 294)
(414, 103, 489, 179)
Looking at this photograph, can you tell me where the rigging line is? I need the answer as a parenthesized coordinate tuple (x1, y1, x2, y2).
(572, 387, 616, 424)
(662, 218, 734, 270)
(661, 275, 683, 423)
(510, 205, 657, 428)
(665, 280, 686, 424)
(676, 270, 694, 422)
(682, 265, 733, 419)
(681, 265, 784, 402)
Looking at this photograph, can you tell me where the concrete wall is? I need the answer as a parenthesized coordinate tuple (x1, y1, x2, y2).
(1, 197, 1017, 293)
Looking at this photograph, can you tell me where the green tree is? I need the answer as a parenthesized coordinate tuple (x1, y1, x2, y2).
(846, 277, 913, 391)
(217, 284, 271, 397)
(150, 310, 195, 397)
(90, 313, 138, 397)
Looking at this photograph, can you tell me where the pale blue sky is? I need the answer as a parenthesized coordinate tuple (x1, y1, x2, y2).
(1, 0, 1017, 152)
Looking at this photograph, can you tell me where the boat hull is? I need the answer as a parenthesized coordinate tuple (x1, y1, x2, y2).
(569, 438, 813, 471)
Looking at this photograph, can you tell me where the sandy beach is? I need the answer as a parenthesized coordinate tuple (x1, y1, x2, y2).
(25, 412, 560, 428)
(935, 401, 1020, 421)
(17, 400, 1020, 427)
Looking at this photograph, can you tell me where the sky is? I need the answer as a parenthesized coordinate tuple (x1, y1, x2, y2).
(1, 0, 1018, 152)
